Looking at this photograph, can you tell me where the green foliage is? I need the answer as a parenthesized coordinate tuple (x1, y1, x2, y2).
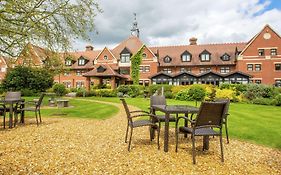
(188, 85, 206, 102)
(175, 89, 190, 101)
(131, 46, 144, 85)
(252, 98, 274, 106)
(21, 89, 37, 96)
(215, 89, 236, 101)
(273, 94, 281, 106)
(53, 84, 67, 96)
(148, 84, 173, 95)
(117, 85, 144, 98)
(2, 66, 53, 92)
(94, 89, 117, 97)
(243, 84, 278, 100)
(0, 0, 101, 57)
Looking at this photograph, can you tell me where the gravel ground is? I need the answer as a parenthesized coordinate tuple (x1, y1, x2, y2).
(0, 99, 280, 174)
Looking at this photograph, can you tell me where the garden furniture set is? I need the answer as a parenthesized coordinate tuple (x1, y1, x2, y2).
(120, 96, 230, 164)
(0, 92, 45, 128)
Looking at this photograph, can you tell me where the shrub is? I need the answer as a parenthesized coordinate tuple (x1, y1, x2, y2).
(148, 85, 173, 96)
(175, 89, 189, 101)
(2, 66, 53, 92)
(188, 85, 206, 105)
(215, 89, 236, 101)
(273, 94, 281, 106)
(95, 89, 116, 97)
(117, 85, 143, 98)
(164, 91, 173, 99)
(252, 98, 273, 106)
(53, 83, 67, 96)
(243, 84, 278, 100)
(171, 85, 190, 95)
(21, 88, 36, 96)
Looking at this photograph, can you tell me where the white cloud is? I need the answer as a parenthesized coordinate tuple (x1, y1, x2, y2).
(73, 0, 281, 50)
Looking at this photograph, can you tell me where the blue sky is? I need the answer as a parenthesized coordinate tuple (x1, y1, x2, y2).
(73, 0, 281, 51)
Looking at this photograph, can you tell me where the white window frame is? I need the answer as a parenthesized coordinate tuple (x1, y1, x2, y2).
(120, 54, 130, 63)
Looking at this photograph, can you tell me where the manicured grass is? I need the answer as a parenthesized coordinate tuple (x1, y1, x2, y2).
(23, 97, 119, 120)
(89, 97, 281, 149)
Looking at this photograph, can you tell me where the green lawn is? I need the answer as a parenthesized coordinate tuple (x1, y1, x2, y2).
(89, 97, 281, 149)
(23, 97, 119, 120)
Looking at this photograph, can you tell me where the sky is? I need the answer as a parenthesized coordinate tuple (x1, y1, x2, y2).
(72, 0, 281, 51)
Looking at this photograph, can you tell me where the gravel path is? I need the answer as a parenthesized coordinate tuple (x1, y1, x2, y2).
(0, 99, 280, 174)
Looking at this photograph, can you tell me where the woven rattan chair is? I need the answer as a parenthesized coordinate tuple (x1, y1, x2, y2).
(149, 95, 176, 122)
(175, 101, 227, 164)
(0, 91, 21, 128)
(16, 93, 45, 126)
(215, 98, 230, 143)
(120, 98, 161, 151)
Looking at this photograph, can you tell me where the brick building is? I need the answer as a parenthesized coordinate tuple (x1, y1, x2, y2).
(15, 24, 281, 90)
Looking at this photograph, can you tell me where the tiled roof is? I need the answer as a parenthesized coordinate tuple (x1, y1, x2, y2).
(112, 36, 143, 57)
(83, 64, 127, 78)
(149, 42, 247, 66)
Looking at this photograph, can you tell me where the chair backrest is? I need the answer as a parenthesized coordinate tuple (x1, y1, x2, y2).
(215, 98, 230, 118)
(120, 98, 132, 122)
(36, 93, 45, 108)
(150, 95, 166, 107)
(5, 91, 21, 100)
(195, 101, 227, 129)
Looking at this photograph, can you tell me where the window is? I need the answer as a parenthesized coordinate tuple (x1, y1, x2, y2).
(220, 67, 230, 74)
(144, 66, 150, 72)
(206, 67, 211, 72)
(163, 68, 172, 74)
(271, 49, 277, 56)
(142, 53, 147, 58)
(104, 55, 108, 60)
(255, 64, 261, 71)
(76, 70, 84, 76)
(63, 82, 71, 88)
(255, 80, 261, 84)
(199, 68, 205, 73)
(64, 72, 70, 76)
(200, 53, 210, 62)
(164, 56, 172, 63)
(76, 81, 84, 88)
(258, 49, 265, 56)
(181, 54, 191, 62)
(65, 60, 72, 66)
(120, 53, 130, 63)
(120, 69, 130, 75)
(78, 58, 85, 66)
(180, 67, 185, 72)
(275, 64, 281, 71)
(247, 64, 253, 71)
(275, 80, 281, 87)
(221, 53, 230, 61)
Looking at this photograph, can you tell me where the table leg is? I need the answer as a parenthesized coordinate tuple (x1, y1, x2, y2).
(20, 103, 25, 123)
(9, 104, 13, 128)
(164, 112, 170, 152)
(184, 113, 188, 138)
(150, 108, 156, 140)
(203, 136, 209, 151)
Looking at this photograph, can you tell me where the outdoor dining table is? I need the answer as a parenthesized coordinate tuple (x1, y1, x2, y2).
(0, 98, 25, 128)
(151, 105, 201, 152)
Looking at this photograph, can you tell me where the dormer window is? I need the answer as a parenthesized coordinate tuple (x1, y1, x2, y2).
(164, 56, 172, 63)
(65, 59, 72, 66)
(200, 50, 211, 62)
(120, 53, 130, 63)
(258, 49, 265, 56)
(221, 53, 230, 61)
(78, 57, 86, 66)
(181, 51, 192, 62)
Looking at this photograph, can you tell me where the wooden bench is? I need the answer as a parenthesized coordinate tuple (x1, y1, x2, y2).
(57, 99, 69, 108)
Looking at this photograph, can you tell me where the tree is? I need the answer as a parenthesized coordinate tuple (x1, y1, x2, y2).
(2, 66, 54, 92)
(131, 45, 144, 85)
(0, 0, 101, 57)
(188, 85, 206, 106)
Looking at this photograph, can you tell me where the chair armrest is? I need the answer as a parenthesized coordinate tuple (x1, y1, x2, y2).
(176, 116, 196, 127)
(130, 110, 150, 114)
(131, 113, 160, 122)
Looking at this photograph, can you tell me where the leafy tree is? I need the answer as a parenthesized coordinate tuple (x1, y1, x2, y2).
(131, 46, 144, 85)
(0, 0, 101, 57)
(52, 83, 67, 96)
(2, 66, 53, 92)
(188, 85, 206, 106)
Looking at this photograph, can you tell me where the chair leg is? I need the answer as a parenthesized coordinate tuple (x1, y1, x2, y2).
(35, 111, 39, 126)
(125, 123, 129, 143)
(225, 120, 229, 144)
(128, 127, 133, 151)
(220, 134, 224, 162)
(14, 111, 18, 127)
(39, 110, 42, 123)
(157, 124, 160, 150)
(175, 126, 179, 152)
(192, 133, 196, 164)
(3, 111, 5, 129)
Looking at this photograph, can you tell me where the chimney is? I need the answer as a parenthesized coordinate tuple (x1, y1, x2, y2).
(85, 45, 94, 51)
(189, 37, 197, 45)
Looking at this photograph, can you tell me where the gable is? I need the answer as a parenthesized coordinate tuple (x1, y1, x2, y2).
(141, 45, 156, 60)
(95, 47, 116, 63)
(241, 25, 281, 57)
